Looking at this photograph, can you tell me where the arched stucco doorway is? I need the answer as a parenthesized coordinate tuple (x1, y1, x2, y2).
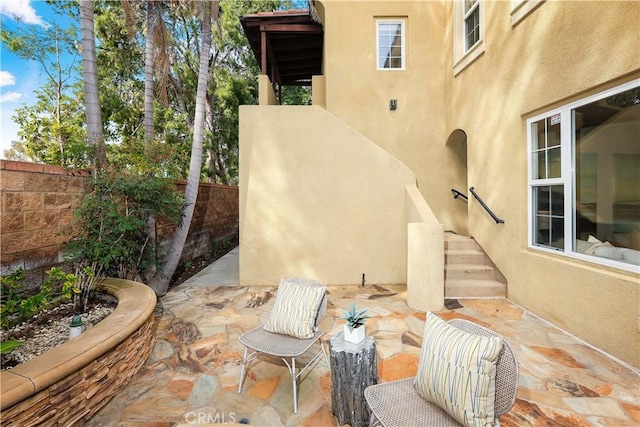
(445, 129, 469, 235)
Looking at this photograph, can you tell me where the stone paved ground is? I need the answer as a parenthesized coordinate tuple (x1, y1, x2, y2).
(86, 252, 639, 426)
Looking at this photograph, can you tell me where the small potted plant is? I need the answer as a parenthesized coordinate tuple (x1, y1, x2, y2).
(339, 302, 371, 344)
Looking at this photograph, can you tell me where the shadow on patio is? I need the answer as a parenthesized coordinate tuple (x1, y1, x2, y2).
(87, 250, 639, 426)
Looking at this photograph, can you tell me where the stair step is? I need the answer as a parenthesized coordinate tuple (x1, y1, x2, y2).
(445, 236, 479, 251)
(444, 232, 468, 239)
(445, 264, 496, 280)
(445, 279, 506, 298)
(445, 249, 486, 264)
(443, 233, 506, 298)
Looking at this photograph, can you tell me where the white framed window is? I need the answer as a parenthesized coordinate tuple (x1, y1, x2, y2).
(510, 0, 545, 26)
(463, 0, 480, 51)
(528, 79, 640, 272)
(376, 19, 405, 70)
(453, 0, 485, 75)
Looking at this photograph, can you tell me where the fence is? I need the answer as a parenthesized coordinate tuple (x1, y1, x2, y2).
(0, 160, 239, 288)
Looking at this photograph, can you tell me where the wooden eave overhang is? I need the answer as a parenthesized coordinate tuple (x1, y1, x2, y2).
(240, 8, 323, 86)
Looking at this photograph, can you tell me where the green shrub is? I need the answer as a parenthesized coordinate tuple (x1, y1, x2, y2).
(65, 172, 185, 281)
(0, 267, 80, 329)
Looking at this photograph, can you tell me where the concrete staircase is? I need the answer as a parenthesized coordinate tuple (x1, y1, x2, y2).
(444, 232, 507, 298)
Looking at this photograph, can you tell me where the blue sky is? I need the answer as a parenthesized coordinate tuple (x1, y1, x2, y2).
(0, 0, 72, 157)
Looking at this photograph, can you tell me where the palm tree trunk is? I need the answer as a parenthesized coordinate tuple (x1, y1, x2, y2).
(79, 0, 107, 171)
(142, 0, 159, 283)
(149, 0, 215, 296)
(144, 0, 156, 144)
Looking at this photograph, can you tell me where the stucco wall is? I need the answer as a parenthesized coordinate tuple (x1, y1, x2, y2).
(239, 105, 416, 286)
(405, 184, 444, 312)
(439, 0, 640, 368)
(319, 0, 474, 235)
(315, 0, 640, 367)
(320, 1, 447, 218)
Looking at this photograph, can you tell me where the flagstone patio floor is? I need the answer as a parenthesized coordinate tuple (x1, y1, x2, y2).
(86, 248, 639, 426)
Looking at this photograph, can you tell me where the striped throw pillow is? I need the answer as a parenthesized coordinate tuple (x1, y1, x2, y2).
(263, 278, 326, 339)
(414, 313, 503, 427)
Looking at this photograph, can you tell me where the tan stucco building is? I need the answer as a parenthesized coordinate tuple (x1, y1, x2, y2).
(239, 0, 640, 368)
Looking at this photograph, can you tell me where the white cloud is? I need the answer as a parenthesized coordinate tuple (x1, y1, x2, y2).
(0, 92, 23, 103)
(0, 0, 48, 27)
(0, 71, 16, 86)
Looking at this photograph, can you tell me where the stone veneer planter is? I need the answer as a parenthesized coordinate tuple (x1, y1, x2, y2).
(0, 278, 157, 426)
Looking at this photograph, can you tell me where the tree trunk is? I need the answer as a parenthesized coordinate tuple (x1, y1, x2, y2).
(143, 1, 159, 279)
(148, 0, 216, 296)
(79, 0, 107, 171)
(54, 27, 65, 165)
(144, 0, 156, 144)
(169, 71, 192, 128)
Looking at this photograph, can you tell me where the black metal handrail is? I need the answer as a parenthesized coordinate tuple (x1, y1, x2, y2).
(451, 188, 468, 201)
(469, 187, 504, 224)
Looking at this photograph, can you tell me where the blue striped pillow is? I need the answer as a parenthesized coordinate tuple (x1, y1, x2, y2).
(414, 313, 503, 426)
(263, 278, 326, 339)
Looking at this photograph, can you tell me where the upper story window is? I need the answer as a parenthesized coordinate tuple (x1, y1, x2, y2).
(528, 80, 640, 273)
(376, 19, 405, 70)
(464, 0, 480, 51)
(453, 1, 485, 75)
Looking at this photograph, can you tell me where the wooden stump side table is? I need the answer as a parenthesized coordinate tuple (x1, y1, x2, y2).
(329, 333, 378, 427)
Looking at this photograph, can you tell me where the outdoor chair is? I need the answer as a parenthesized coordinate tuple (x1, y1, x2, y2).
(237, 278, 329, 414)
(365, 316, 519, 427)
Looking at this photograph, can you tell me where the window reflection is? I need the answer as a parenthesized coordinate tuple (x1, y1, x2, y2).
(378, 22, 403, 69)
(574, 87, 640, 265)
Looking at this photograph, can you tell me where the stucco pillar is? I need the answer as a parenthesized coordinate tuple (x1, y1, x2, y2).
(258, 75, 278, 105)
(407, 222, 445, 312)
(312, 75, 326, 108)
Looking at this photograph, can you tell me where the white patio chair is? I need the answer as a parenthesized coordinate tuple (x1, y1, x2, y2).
(237, 278, 329, 414)
(365, 318, 519, 426)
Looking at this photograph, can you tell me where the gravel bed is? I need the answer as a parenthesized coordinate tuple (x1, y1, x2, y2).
(1, 301, 115, 369)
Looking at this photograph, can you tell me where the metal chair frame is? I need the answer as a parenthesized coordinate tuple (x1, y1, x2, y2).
(237, 279, 329, 414)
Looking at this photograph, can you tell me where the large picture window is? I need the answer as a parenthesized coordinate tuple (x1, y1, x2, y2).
(528, 80, 640, 271)
(376, 19, 405, 70)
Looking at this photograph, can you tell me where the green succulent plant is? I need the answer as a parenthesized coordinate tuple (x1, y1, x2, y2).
(339, 302, 371, 331)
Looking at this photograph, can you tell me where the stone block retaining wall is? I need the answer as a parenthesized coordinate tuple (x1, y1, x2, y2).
(0, 161, 90, 287)
(1, 317, 154, 426)
(0, 160, 239, 288)
(165, 179, 239, 262)
(0, 278, 157, 425)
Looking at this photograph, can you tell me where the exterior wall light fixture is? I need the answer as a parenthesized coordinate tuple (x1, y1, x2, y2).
(389, 99, 398, 110)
